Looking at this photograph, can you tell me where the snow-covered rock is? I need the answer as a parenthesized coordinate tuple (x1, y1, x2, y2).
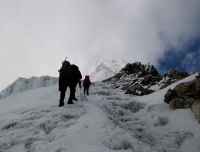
(159, 69, 189, 89)
(0, 76, 58, 99)
(88, 59, 127, 82)
(103, 61, 193, 97)
(103, 61, 162, 96)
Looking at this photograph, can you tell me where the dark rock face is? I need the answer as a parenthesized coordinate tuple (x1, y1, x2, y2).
(196, 72, 200, 79)
(105, 61, 161, 78)
(109, 62, 161, 96)
(159, 70, 189, 89)
(164, 69, 189, 80)
(141, 75, 161, 85)
(164, 72, 200, 121)
(121, 62, 159, 77)
(165, 78, 200, 108)
(164, 89, 176, 104)
(191, 100, 200, 122)
(169, 98, 195, 109)
(123, 84, 154, 96)
(103, 62, 161, 82)
(140, 89, 154, 96)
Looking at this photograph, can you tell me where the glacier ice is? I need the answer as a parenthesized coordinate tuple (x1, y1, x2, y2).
(0, 76, 58, 99)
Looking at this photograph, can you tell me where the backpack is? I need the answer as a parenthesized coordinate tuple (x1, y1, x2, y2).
(70, 64, 82, 80)
(59, 61, 71, 78)
(83, 75, 91, 85)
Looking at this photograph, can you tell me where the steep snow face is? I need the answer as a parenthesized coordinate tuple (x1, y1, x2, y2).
(88, 59, 127, 82)
(0, 76, 58, 99)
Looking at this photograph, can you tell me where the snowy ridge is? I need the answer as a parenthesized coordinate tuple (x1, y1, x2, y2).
(88, 59, 127, 82)
(0, 76, 58, 99)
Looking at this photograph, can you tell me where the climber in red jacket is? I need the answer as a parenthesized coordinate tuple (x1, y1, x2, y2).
(83, 75, 91, 95)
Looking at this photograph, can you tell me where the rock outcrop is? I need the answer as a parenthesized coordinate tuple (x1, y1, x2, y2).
(103, 62, 162, 96)
(164, 69, 189, 80)
(121, 62, 160, 76)
(160, 70, 189, 89)
(191, 100, 200, 122)
(103, 62, 193, 97)
(122, 84, 154, 96)
(164, 72, 200, 121)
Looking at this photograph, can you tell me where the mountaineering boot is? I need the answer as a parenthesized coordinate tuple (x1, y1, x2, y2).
(68, 98, 74, 104)
(68, 101, 74, 104)
(59, 101, 64, 107)
(72, 97, 78, 101)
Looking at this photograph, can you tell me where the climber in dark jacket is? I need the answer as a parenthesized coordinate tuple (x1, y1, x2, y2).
(58, 63, 82, 107)
(83, 75, 91, 95)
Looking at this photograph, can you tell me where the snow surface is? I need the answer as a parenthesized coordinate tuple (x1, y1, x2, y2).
(0, 73, 200, 152)
(88, 59, 127, 82)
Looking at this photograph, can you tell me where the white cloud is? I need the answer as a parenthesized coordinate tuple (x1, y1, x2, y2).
(0, 0, 200, 91)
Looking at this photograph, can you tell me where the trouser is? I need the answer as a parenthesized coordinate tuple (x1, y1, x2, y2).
(59, 80, 77, 104)
(69, 81, 77, 100)
(83, 84, 90, 95)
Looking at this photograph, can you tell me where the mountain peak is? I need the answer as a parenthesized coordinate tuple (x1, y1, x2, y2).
(88, 59, 127, 82)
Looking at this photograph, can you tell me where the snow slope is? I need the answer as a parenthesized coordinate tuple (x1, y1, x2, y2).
(88, 59, 127, 82)
(0, 73, 199, 152)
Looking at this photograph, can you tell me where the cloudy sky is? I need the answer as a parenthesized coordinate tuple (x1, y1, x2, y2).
(0, 0, 200, 91)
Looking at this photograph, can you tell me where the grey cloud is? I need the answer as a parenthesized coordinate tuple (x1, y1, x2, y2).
(182, 48, 200, 72)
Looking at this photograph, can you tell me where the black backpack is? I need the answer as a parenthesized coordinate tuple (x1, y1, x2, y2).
(70, 64, 82, 80)
(59, 61, 71, 78)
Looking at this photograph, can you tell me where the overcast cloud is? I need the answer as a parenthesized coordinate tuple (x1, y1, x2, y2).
(0, 0, 200, 91)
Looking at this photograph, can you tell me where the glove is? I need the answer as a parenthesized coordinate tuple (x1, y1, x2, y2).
(58, 86, 61, 91)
